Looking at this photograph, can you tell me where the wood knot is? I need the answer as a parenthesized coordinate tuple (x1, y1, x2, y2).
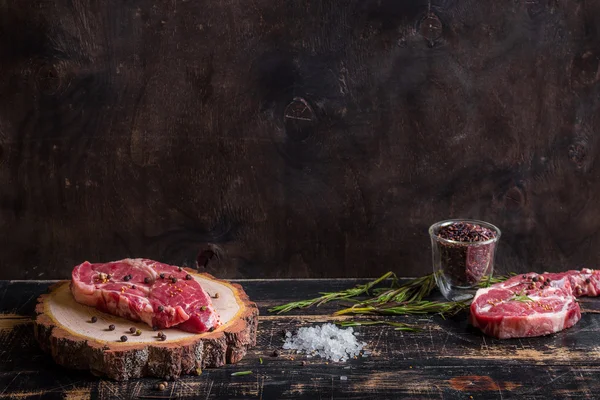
(36, 62, 67, 96)
(418, 13, 442, 46)
(283, 97, 316, 141)
(504, 186, 525, 210)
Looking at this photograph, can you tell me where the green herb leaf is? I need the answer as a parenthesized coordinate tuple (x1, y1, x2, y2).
(476, 273, 516, 288)
(259, 357, 263, 364)
(510, 293, 534, 303)
(231, 371, 253, 376)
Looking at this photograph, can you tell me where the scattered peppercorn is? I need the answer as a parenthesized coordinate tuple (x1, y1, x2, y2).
(171, 277, 177, 283)
(586, 278, 591, 284)
(129, 327, 136, 334)
(546, 278, 551, 283)
(153, 326, 159, 331)
(157, 383, 166, 391)
(158, 305, 165, 312)
(157, 331, 165, 338)
(214, 292, 220, 299)
(107, 274, 112, 279)
(178, 267, 183, 272)
(185, 274, 192, 280)
(160, 335, 167, 341)
(532, 277, 538, 282)
(121, 335, 128, 342)
(160, 273, 165, 279)
(131, 285, 137, 289)
(135, 329, 142, 336)
(108, 324, 115, 331)
(90, 316, 98, 323)
(144, 277, 151, 284)
(209, 327, 215, 332)
(522, 275, 526, 279)
(124, 274, 131, 281)
(272, 350, 280, 357)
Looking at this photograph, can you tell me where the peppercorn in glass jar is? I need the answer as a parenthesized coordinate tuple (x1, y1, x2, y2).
(429, 219, 501, 301)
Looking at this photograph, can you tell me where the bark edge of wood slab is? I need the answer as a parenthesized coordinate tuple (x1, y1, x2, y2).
(33, 270, 258, 381)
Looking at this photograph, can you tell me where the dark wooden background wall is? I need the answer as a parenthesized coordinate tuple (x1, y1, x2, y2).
(1, 0, 599, 280)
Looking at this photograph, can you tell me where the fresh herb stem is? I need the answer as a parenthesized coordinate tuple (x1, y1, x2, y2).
(476, 273, 517, 288)
(268, 271, 398, 314)
(363, 274, 437, 305)
(334, 301, 468, 317)
(335, 320, 421, 332)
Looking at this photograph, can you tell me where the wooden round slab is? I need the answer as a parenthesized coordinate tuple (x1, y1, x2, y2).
(34, 270, 258, 381)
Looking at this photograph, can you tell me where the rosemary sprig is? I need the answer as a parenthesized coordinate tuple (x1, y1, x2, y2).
(363, 274, 437, 305)
(268, 271, 514, 317)
(334, 301, 469, 318)
(511, 295, 533, 303)
(477, 273, 517, 288)
(335, 320, 421, 332)
(268, 271, 397, 314)
(510, 290, 533, 303)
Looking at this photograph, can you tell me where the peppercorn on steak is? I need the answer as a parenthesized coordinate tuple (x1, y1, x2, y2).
(71, 258, 221, 333)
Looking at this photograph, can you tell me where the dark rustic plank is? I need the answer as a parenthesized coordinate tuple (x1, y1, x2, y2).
(1, 280, 600, 399)
(2, 0, 600, 279)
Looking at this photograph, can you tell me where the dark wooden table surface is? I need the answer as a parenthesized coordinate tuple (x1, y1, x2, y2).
(1, 279, 600, 400)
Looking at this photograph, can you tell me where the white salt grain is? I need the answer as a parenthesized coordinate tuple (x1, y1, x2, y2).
(282, 323, 366, 362)
(340, 376, 348, 381)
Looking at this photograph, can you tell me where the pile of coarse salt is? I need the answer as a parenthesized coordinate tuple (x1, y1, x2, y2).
(282, 323, 366, 362)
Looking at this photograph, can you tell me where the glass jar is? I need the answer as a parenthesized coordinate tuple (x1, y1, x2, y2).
(429, 219, 501, 301)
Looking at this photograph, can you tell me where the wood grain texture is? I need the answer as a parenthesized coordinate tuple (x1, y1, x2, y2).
(2, 0, 600, 279)
(3, 279, 600, 398)
(33, 273, 258, 380)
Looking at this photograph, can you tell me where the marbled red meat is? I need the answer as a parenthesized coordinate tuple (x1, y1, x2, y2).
(469, 269, 600, 339)
(71, 258, 220, 333)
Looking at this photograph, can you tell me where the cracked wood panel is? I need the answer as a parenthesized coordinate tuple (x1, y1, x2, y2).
(2, 0, 600, 280)
(2, 280, 600, 399)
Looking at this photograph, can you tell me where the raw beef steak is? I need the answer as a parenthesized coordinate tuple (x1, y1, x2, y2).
(469, 269, 600, 339)
(71, 258, 221, 333)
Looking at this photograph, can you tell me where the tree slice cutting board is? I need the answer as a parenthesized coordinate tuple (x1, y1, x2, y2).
(33, 271, 258, 381)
